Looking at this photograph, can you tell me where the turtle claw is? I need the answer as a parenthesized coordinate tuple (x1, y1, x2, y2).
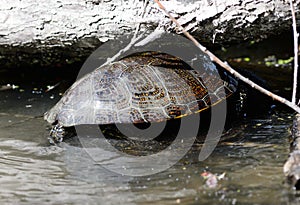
(49, 124, 65, 144)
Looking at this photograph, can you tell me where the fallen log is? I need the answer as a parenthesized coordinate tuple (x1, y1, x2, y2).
(0, 0, 299, 69)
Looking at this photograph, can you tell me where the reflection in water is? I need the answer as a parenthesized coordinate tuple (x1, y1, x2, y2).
(0, 88, 298, 204)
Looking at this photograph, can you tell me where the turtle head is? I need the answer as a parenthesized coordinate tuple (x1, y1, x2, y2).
(49, 123, 65, 144)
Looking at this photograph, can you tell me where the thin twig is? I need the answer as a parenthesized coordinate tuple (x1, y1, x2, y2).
(289, 0, 299, 104)
(153, 0, 300, 113)
(102, 0, 149, 66)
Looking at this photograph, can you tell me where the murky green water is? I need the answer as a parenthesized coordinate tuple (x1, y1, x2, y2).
(0, 86, 298, 204)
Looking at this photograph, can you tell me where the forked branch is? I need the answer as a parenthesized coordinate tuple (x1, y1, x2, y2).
(153, 0, 300, 113)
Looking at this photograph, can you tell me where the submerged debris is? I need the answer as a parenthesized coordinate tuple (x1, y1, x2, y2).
(45, 82, 61, 92)
(0, 84, 19, 91)
(201, 171, 226, 188)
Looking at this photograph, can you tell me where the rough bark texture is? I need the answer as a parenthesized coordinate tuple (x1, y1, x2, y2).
(0, 0, 299, 69)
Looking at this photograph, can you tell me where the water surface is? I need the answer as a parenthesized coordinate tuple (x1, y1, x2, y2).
(0, 86, 298, 204)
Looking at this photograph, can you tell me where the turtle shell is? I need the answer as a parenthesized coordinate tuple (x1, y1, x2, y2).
(44, 52, 237, 127)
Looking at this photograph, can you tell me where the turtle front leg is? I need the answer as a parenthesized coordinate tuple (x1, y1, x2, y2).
(49, 123, 65, 144)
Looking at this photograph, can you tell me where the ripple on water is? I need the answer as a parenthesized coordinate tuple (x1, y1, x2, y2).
(0, 87, 297, 204)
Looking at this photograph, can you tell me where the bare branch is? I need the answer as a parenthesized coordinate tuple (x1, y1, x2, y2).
(153, 0, 300, 113)
(290, 0, 299, 104)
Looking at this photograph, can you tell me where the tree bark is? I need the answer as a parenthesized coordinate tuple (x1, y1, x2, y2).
(0, 0, 299, 69)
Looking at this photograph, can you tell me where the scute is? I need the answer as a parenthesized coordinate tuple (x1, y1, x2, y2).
(44, 52, 237, 127)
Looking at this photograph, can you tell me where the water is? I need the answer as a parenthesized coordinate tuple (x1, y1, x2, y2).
(0, 86, 298, 204)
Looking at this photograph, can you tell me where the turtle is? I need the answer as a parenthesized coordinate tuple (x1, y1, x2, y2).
(44, 51, 237, 143)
